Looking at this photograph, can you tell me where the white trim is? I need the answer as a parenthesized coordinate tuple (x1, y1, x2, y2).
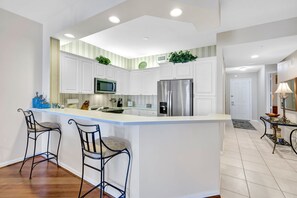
(180, 190, 220, 198)
(0, 157, 23, 168)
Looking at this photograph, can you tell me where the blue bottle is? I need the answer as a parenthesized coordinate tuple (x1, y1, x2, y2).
(32, 92, 40, 108)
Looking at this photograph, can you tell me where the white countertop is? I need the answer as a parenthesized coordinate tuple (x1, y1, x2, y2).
(32, 108, 231, 125)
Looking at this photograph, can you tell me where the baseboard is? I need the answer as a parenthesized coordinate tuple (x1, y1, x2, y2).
(0, 157, 23, 168)
(180, 190, 220, 198)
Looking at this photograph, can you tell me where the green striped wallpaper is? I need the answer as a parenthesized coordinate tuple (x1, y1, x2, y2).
(61, 40, 129, 68)
(130, 45, 216, 69)
(61, 41, 216, 70)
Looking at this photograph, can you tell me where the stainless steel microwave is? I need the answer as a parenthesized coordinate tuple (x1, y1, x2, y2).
(94, 78, 116, 94)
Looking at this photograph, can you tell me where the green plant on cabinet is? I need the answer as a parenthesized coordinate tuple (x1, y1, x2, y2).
(168, 50, 198, 64)
(95, 56, 111, 65)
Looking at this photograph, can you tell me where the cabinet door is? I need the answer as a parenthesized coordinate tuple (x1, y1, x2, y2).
(80, 59, 94, 94)
(129, 71, 142, 95)
(105, 66, 116, 80)
(94, 63, 105, 78)
(194, 97, 216, 116)
(115, 68, 130, 95)
(194, 59, 216, 96)
(175, 62, 193, 79)
(159, 63, 174, 80)
(142, 68, 159, 95)
(60, 53, 80, 93)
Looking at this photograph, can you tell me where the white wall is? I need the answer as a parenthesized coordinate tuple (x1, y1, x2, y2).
(257, 66, 266, 120)
(0, 9, 42, 166)
(225, 72, 258, 120)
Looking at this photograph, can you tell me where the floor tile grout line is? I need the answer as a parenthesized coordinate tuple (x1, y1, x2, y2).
(220, 186, 249, 197)
(233, 125, 252, 198)
(249, 120, 287, 198)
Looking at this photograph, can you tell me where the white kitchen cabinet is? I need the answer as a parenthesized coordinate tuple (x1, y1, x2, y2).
(94, 63, 105, 78)
(105, 66, 116, 80)
(193, 57, 217, 115)
(60, 52, 93, 94)
(193, 58, 216, 96)
(60, 53, 80, 93)
(129, 70, 142, 95)
(129, 68, 159, 95)
(115, 67, 130, 95)
(159, 62, 193, 80)
(194, 97, 216, 116)
(80, 58, 94, 94)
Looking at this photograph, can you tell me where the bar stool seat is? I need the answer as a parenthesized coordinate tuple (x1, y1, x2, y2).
(18, 108, 62, 179)
(27, 122, 60, 132)
(84, 137, 129, 158)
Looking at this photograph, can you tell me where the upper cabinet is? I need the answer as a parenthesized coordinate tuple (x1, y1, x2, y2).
(159, 62, 193, 80)
(193, 57, 216, 96)
(60, 52, 93, 94)
(129, 68, 159, 95)
(115, 67, 130, 95)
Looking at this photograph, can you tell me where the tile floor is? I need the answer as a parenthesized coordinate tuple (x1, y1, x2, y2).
(221, 120, 297, 198)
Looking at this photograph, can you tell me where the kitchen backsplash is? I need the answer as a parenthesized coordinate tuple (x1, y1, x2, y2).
(60, 94, 157, 109)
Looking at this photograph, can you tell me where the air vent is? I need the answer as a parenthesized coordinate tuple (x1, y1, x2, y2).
(157, 55, 167, 64)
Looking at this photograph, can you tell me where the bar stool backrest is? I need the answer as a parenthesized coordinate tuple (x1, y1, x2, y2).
(68, 119, 103, 157)
(17, 108, 37, 131)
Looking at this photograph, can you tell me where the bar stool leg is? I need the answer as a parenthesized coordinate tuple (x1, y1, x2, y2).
(46, 132, 50, 159)
(100, 159, 104, 198)
(78, 155, 85, 198)
(29, 134, 37, 179)
(56, 129, 62, 167)
(123, 151, 131, 198)
(19, 132, 30, 173)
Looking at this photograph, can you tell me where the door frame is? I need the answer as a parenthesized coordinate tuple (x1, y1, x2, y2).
(230, 78, 252, 120)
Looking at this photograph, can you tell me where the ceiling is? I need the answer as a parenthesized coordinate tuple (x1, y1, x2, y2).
(225, 65, 264, 74)
(81, 15, 215, 58)
(1, 0, 297, 62)
(223, 36, 297, 67)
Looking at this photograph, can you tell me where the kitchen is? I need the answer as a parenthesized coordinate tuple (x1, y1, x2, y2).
(3, 1, 297, 198)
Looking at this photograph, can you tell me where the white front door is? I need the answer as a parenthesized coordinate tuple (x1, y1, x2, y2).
(230, 78, 252, 120)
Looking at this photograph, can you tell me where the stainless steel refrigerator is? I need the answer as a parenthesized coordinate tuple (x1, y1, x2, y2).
(157, 79, 193, 116)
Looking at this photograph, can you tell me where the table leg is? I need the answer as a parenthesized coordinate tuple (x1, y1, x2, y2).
(260, 117, 267, 139)
(290, 129, 297, 155)
(272, 125, 277, 154)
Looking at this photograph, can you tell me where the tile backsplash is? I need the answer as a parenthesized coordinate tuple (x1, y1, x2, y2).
(60, 94, 157, 109)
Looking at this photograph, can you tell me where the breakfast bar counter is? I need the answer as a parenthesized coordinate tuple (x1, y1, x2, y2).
(33, 108, 230, 198)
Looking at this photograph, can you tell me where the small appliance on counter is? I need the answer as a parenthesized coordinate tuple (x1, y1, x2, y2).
(66, 99, 79, 109)
(117, 98, 123, 107)
(127, 100, 134, 107)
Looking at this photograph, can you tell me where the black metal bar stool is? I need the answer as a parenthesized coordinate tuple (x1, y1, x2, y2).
(68, 119, 131, 198)
(17, 108, 62, 179)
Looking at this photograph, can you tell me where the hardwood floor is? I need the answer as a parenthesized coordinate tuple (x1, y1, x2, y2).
(0, 157, 110, 198)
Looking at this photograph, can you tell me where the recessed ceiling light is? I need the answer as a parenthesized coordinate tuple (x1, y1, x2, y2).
(170, 8, 183, 17)
(239, 67, 247, 71)
(143, 37, 150, 41)
(251, 54, 259, 59)
(109, 16, 120, 24)
(64, 33, 75, 38)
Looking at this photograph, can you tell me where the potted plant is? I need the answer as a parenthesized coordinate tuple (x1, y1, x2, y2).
(96, 56, 111, 65)
(168, 50, 198, 64)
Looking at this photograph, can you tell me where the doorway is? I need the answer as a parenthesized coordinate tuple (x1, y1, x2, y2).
(230, 78, 252, 120)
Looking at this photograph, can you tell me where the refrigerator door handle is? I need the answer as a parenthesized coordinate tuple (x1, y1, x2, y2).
(169, 91, 173, 116)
